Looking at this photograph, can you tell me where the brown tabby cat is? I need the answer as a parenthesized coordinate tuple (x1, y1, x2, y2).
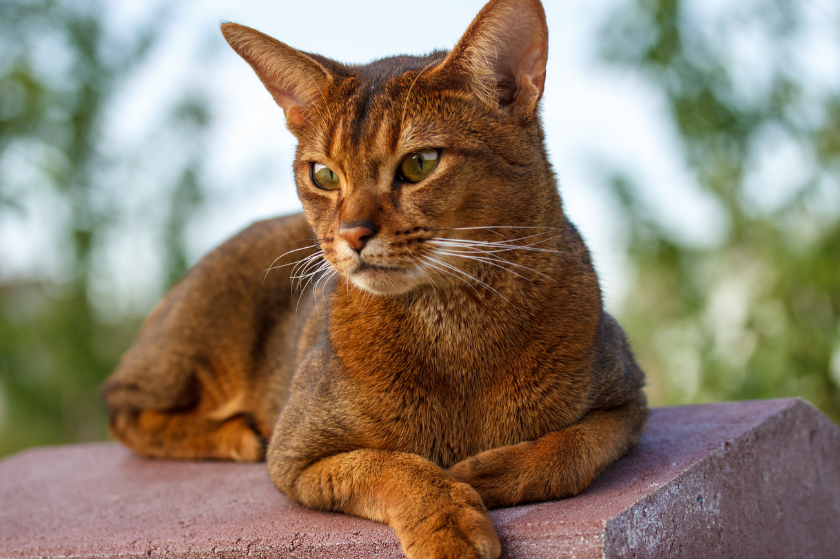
(102, 0, 647, 557)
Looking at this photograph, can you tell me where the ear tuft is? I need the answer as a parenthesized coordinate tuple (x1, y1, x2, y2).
(221, 23, 331, 132)
(441, 0, 548, 114)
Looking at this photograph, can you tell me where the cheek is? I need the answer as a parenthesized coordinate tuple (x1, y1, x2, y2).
(297, 184, 338, 239)
(406, 171, 477, 226)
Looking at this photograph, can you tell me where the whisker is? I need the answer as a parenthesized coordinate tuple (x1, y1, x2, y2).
(293, 250, 327, 269)
(419, 257, 477, 296)
(263, 244, 322, 281)
(423, 256, 508, 301)
(439, 231, 556, 243)
(439, 249, 557, 282)
(286, 253, 324, 281)
(291, 257, 328, 295)
(291, 256, 328, 281)
(425, 225, 565, 234)
(431, 236, 539, 247)
(434, 250, 545, 283)
(432, 231, 557, 245)
(414, 256, 448, 288)
(431, 242, 542, 255)
(296, 260, 332, 317)
(317, 268, 338, 307)
(409, 256, 439, 288)
(359, 285, 374, 311)
(431, 235, 563, 254)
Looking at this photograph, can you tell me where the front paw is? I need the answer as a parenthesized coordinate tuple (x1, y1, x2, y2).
(398, 482, 500, 559)
(449, 454, 518, 510)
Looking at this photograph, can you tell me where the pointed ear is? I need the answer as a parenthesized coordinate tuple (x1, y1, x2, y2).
(221, 23, 331, 132)
(440, 0, 548, 115)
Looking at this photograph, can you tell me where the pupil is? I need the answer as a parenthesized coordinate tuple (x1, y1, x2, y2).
(418, 154, 424, 170)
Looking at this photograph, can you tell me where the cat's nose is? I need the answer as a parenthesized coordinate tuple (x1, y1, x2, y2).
(339, 220, 378, 252)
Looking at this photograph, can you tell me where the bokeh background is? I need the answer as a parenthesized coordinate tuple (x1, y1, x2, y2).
(1, 0, 839, 458)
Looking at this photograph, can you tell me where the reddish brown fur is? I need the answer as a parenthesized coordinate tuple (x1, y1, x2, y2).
(103, 0, 647, 557)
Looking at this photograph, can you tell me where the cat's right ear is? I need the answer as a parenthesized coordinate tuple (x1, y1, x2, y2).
(221, 23, 331, 134)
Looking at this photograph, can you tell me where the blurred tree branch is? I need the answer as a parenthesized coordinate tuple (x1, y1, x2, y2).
(598, 0, 840, 421)
(0, 0, 213, 456)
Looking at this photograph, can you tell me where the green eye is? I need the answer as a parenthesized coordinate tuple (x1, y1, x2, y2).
(399, 150, 439, 183)
(311, 163, 340, 191)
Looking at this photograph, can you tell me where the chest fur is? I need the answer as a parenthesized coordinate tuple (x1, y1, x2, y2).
(323, 287, 593, 467)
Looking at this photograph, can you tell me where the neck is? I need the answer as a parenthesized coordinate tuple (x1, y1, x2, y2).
(326, 224, 581, 374)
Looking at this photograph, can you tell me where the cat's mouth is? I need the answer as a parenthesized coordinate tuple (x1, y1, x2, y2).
(347, 261, 425, 295)
(356, 262, 396, 273)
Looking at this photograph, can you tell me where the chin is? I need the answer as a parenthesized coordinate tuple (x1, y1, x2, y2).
(347, 265, 428, 295)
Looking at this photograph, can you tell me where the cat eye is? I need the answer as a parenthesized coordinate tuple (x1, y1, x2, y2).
(398, 150, 439, 183)
(311, 163, 341, 191)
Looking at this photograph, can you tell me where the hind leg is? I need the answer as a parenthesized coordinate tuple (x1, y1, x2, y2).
(102, 356, 267, 461)
(101, 289, 271, 462)
(102, 214, 318, 461)
(106, 407, 265, 461)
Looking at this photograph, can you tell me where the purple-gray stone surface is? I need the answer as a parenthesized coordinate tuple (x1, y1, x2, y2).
(1, 398, 838, 558)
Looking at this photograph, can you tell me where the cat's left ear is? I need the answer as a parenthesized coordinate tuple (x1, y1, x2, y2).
(440, 0, 548, 116)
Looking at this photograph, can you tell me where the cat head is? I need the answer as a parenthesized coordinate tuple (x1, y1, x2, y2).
(223, 0, 559, 296)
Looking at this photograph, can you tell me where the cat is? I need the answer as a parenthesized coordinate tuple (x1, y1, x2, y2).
(101, 0, 648, 557)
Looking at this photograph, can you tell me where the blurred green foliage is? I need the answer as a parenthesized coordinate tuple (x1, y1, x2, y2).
(0, 0, 838, 459)
(0, 0, 211, 456)
(599, 0, 840, 421)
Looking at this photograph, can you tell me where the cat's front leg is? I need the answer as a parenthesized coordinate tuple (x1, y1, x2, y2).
(449, 401, 647, 509)
(270, 448, 501, 559)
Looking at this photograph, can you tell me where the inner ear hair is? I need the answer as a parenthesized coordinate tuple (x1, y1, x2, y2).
(443, 0, 548, 112)
(221, 22, 332, 129)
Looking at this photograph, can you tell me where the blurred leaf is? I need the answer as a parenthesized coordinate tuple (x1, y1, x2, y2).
(599, 0, 840, 423)
(0, 0, 214, 457)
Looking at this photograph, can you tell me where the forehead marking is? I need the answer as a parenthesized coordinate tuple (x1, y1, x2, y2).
(350, 87, 373, 145)
(338, 85, 399, 167)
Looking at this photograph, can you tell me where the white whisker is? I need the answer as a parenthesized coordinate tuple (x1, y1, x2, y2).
(292, 253, 324, 279)
(433, 246, 556, 279)
(440, 231, 556, 245)
(423, 256, 508, 301)
(409, 257, 438, 288)
(434, 250, 545, 283)
(443, 225, 564, 231)
(296, 260, 332, 317)
(419, 257, 476, 295)
(263, 244, 321, 281)
(431, 235, 562, 254)
(291, 258, 329, 295)
(317, 269, 338, 307)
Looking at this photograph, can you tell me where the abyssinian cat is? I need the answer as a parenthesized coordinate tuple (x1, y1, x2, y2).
(102, 0, 647, 557)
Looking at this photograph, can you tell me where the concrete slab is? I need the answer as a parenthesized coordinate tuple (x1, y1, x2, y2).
(1, 398, 838, 558)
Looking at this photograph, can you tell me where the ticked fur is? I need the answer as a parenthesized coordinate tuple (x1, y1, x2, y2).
(103, 0, 647, 558)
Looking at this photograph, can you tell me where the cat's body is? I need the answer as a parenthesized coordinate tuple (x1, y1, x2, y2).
(103, 0, 647, 557)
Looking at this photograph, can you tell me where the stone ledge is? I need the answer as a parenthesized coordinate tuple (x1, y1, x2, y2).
(1, 398, 838, 558)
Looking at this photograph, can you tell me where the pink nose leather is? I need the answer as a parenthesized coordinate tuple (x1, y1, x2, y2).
(339, 223, 376, 252)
